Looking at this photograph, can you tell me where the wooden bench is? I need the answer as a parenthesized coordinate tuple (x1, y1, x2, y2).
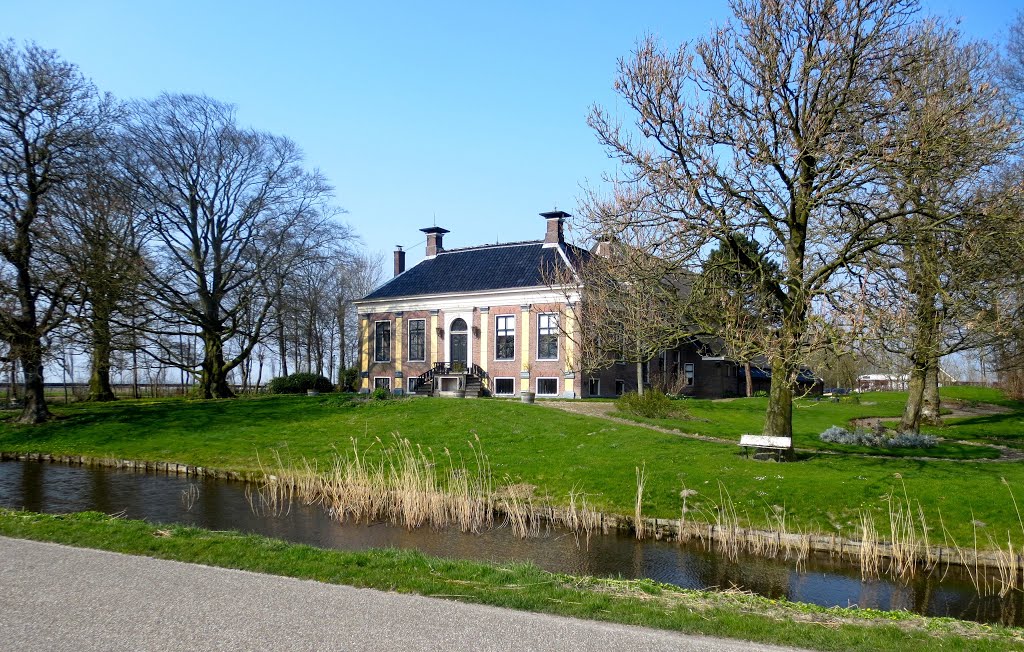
(739, 435, 793, 461)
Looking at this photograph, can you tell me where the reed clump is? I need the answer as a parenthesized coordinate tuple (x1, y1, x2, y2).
(256, 434, 601, 542)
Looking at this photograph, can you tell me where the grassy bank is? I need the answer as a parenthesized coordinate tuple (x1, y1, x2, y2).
(0, 509, 1019, 652)
(2, 392, 1024, 547)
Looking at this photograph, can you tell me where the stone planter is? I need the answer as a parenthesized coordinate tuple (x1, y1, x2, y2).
(520, 391, 535, 404)
(307, 389, 320, 397)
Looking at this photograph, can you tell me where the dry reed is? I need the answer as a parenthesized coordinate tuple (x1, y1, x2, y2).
(634, 464, 647, 540)
(250, 437, 1024, 598)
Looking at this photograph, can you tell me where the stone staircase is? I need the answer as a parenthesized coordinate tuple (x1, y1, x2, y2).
(412, 363, 488, 398)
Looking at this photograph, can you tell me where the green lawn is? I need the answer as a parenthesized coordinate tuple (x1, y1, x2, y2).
(3, 391, 1024, 547)
(1, 509, 1017, 652)
(614, 390, 1018, 459)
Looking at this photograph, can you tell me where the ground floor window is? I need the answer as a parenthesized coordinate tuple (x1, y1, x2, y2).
(588, 378, 600, 396)
(536, 377, 558, 396)
(407, 377, 420, 393)
(615, 379, 625, 396)
(374, 377, 391, 391)
(684, 363, 695, 386)
(494, 377, 515, 396)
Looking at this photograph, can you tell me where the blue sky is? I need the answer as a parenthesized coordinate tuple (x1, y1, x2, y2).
(3, 0, 1021, 273)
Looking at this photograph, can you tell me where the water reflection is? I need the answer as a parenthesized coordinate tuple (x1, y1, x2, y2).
(0, 459, 1020, 626)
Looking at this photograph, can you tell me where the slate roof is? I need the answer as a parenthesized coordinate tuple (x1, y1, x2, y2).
(360, 241, 590, 301)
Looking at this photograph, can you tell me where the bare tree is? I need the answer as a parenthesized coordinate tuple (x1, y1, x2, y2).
(0, 41, 112, 422)
(587, 0, 947, 441)
(122, 93, 340, 399)
(555, 222, 686, 396)
(58, 147, 146, 401)
(854, 23, 1019, 431)
(991, 13, 1024, 400)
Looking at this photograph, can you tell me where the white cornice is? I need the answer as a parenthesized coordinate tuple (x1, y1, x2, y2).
(355, 285, 582, 315)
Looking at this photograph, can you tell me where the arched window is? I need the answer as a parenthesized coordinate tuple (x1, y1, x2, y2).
(450, 318, 467, 332)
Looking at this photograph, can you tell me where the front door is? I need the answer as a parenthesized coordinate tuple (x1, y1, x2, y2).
(450, 333, 468, 367)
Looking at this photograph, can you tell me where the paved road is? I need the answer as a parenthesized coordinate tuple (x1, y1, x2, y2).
(0, 536, 807, 651)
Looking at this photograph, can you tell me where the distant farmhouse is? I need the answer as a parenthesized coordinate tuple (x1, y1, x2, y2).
(856, 368, 957, 393)
(354, 211, 807, 399)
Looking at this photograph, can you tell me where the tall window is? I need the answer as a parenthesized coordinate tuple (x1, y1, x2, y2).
(374, 321, 391, 362)
(537, 313, 558, 360)
(684, 362, 695, 386)
(408, 319, 425, 361)
(495, 315, 515, 360)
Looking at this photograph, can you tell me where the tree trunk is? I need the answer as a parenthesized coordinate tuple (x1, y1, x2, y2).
(761, 357, 793, 439)
(278, 321, 289, 377)
(198, 334, 236, 399)
(16, 337, 49, 424)
(900, 364, 926, 433)
(337, 302, 347, 382)
(636, 361, 644, 396)
(87, 315, 116, 402)
(922, 360, 941, 426)
(744, 361, 753, 397)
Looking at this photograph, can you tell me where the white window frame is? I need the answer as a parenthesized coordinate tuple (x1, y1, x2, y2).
(373, 320, 392, 363)
(537, 313, 559, 361)
(494, 315, 515, 361)
(536, 377, 559, 396)
(588, 378, 600, 397)
(684, 362, 695, 386)
(407, 377, 420, 393)
(493, 377, 516, 396)
(373, 376, 392, 391)
(407, 318, 426, 362)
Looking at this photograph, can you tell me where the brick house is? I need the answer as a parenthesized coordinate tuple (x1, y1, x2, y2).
(354, 211, 759, 399)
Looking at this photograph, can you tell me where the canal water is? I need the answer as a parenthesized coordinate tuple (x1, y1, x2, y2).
(1, 459, 1020, 627)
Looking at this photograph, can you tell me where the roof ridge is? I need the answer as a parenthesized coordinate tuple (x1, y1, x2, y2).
(439, 240, 543, 254)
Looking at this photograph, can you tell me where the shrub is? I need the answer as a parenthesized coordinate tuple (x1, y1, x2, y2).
(268, 373, 334, 395)
(371, 386, 391, 401)
(339, 367, 360, 393)
(753, 390, 769, 398)
(819, 425, 936, 449)
(617, 391, 687, 419)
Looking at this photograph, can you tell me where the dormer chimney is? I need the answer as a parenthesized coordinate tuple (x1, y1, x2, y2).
(393, 245, 406, 277)
(540, 210, 570, 247)
(420, 226, 449, 258)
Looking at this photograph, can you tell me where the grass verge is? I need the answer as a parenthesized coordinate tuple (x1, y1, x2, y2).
(0, 508, 1020, 652)
(3, 392, 1024, 545)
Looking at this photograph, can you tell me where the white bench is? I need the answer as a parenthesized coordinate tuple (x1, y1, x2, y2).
(739, 435, 793, 461)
